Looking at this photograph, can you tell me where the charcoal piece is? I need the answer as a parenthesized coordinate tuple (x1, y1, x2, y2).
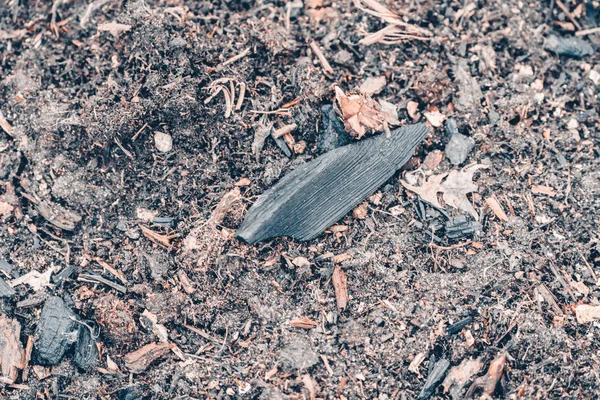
(445, 216, 481, 240)
(36, 296, 78, 365)
(52, 264, 77, 284)
(272, 134, 292, 157)
(544, 35, 595, 58)
(73, 323, 99, 369)
(152, 217, 175, 228)
(418, 358, 450, 399)
(318, 104, 351, 152)
(447, 316, 473, 335)
(237, 123, 429, 243)
(0, 277, 15, 298)
(117, 386, 145, 400)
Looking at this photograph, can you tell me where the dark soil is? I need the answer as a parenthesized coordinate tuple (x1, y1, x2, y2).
(1, 0, 599, 399)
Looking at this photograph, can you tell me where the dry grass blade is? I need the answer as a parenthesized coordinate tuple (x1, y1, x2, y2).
(354, 0, 432, 38)
(360, 25, 432, 45)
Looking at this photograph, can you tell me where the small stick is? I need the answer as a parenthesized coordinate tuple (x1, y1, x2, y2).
(249, 109, 292, 116)
(310, 40, 334, 75)
(429, 240, 472, 251)
(94, 257, 128, 284)
(555, 0, 582, 30)
(114, 138, 134, 159)
(272, 123, 297, 138)
(576, 26, 600, 37)
(132, 123, 148, 141)
(222, 87, 233, 118)
(221, 47, 250, 67)
(78, 273, 127, 293)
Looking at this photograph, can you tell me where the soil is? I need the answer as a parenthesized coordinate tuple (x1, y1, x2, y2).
(1, 0, 599, 399)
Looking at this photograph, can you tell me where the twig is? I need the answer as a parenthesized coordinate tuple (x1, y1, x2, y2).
(310, 40, 334, 76)
(429, 240, 472, 250)
(555, 0, 582, 30)
(80, 0, 111, 28)
(249, 109, 292, 116)
(132, 123, 149, 141)
(114, 138, 134, 159)
(576, 26, 600, 36)
(273, 123, 297, 138)
(78, 273, 127, 293)
(577, 248, 597, 282)
(94, 257, 128, 284)
(221, 47, 250, 67)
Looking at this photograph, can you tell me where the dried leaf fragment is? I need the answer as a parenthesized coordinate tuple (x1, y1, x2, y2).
(334, 87, 399, 139)
(401, 164, 488, 220)
(485, 197, 509, 222)
(332, 266, 348, 312)
(531, 185, 556, 197)
(98, 22, 132, 36)
(9, 266, 58, 291)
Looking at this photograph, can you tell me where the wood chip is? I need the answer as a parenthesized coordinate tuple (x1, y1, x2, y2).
(359, 76, 386, 95)
(531, 185, 556, 197)
(302, 374, 317, 400)
(0, 110, 13, 136)
(408, 352, 427, 374)
(235, 178, 251, 187)
(0, 315, 24, 384)
(352, 202, 368, 219)
(485, 197, 509, 222)
(20, 336, 33, 382)
(333, 253, 352, 264)
(123, 342, 172, 373)
(332, 266, 348, 312)
(465, 353, 507, 398)
(32, 365, 51, 380)
(273, 123, 297, 139)
(310, 40, 334, 75)
(575, 304, 600, 323)
(98, 22, 132, 34)
(289, 317, 319, 329)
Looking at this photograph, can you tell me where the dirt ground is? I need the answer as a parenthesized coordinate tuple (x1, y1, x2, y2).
(1, 0, 599, 399)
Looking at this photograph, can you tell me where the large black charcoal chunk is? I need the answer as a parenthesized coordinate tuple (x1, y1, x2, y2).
(237, 123, 429, 243)
(73, 323, 99, 369)
(36, 296, 78, 365)
(544, 34, 595, 57)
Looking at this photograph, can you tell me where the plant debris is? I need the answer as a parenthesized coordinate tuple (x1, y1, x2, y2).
(35, 296, 79, 366)
(334, 86, 400, 139)
(237, 124, 429, 243)
(544, 34, 595, 57)
(401, 164, 488, 220)
(0, 315, 24, 384)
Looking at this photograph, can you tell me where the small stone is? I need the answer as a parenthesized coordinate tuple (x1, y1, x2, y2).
(406, 101, 420, 119)
(567, 118, 579, 130)
(445, 132, 474, 165)
(154, 132, 173, 153)
(589, 70, 600, 86)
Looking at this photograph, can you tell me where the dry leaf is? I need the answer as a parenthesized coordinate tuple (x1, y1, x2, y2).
(401, 164, 488, 220)
(9, 266, 57, 291)
(359, 76, 386, 95)
(334, 86, 399, 139)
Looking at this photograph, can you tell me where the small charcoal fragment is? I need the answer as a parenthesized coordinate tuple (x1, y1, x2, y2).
(152, 217, 175, 228)
(544, 34, 595, 58)
(237, 123, 429, 243)
(418, 358, 450, 399)
(318, 104, 351, 152)
(73, 324, 99, 369)
(36, 296, 78, 365)
(447, 316, 473, 335)
(445, 216, 481, 240)
(52, 264, 77, 284)
(0, 277, 16, 298)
